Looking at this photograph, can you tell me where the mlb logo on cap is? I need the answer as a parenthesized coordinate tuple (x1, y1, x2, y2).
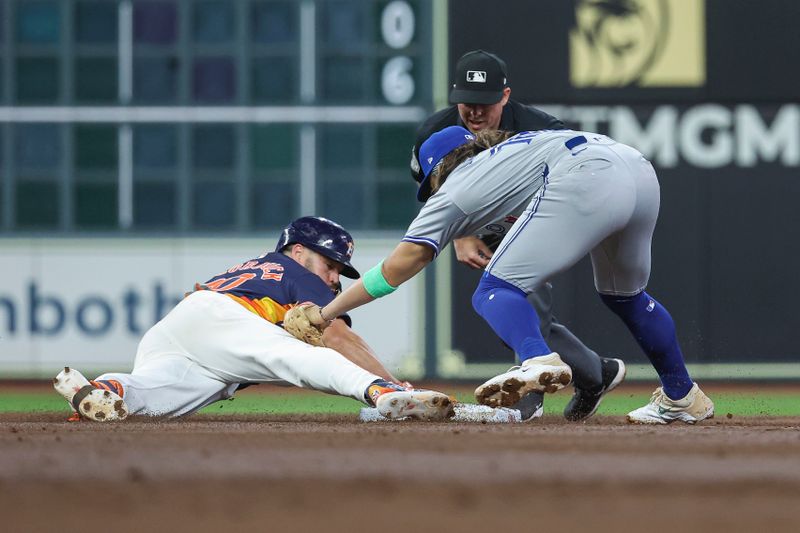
(449, 49, 508, 105)
(467, 70, 487, 83)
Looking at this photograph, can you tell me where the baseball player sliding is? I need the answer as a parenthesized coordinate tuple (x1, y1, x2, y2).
(286, 127, 715, 425)
(53, 217, 454, 422)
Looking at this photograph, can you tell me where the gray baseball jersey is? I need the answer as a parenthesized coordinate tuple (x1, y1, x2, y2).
(402, 129, 660, 295)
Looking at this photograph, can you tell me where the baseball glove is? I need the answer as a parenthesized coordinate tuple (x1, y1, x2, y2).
(283, 303, 329, 347)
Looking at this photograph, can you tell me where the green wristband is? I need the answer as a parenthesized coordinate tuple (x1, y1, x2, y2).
(362, 261, 397, 298)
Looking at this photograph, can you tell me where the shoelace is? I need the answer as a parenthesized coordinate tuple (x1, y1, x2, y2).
(649, 388, 691, 410)
(649, 388, 666, 405)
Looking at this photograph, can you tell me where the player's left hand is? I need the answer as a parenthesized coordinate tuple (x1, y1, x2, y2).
(453, 236, 493, 269)
(283, 303, 331, 347)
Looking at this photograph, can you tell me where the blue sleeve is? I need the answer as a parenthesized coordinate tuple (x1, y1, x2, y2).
(289, 272, 337, 306)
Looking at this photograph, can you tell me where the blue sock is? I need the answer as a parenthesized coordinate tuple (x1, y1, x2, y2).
(600, 292, 693, 400)
(472, 273, 551, 363)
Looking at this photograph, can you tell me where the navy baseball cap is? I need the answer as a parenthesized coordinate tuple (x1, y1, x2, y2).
(449, 50, 508, 105)
(417, 126, 475, 202)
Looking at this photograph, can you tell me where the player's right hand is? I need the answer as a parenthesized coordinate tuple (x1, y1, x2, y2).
(453, 236, 493, 269)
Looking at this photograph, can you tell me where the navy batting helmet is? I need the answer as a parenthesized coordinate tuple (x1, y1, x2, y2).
(275, 216, 359, 279)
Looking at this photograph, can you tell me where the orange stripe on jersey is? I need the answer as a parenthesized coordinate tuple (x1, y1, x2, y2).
(224, 294, 291, 324)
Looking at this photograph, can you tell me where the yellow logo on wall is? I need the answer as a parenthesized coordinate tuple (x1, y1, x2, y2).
(570, 0, 705, 87)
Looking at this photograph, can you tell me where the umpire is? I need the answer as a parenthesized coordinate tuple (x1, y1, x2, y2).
(410, 49, 624, 422)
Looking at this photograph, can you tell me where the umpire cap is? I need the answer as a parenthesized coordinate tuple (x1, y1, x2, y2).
(449, 50, 508, 105)
(275, 216, 360, 279)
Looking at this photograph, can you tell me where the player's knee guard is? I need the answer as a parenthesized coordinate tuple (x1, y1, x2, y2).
(472, 272, 525, 315)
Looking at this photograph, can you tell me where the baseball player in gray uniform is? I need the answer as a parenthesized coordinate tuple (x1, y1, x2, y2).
(411, 49, 625, 422)
(288, 127, 715, 425)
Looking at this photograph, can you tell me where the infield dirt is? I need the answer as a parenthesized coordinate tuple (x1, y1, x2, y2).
(2, 407, 800, 533)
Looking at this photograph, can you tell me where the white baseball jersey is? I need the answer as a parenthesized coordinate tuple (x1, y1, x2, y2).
(403, 130, 660, 295)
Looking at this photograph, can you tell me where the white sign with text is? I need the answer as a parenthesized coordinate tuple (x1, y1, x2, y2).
(0, 238, 420, 378)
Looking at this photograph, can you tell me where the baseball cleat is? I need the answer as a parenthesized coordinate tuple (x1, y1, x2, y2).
(563, 357, 626, 422)
(53, 367, 128, 422)
(475, 352, 572, 408)
(375, 390, 455, 421)
(626, 383, 714, 425)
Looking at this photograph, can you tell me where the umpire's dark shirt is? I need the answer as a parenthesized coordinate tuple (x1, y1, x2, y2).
(410, 100, 566, 185)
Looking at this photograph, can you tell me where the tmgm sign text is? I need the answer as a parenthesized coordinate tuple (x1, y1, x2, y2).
(545, 103, 800, 169)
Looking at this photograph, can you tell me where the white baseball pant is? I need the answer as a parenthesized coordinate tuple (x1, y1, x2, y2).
(97, 290, 381, 417)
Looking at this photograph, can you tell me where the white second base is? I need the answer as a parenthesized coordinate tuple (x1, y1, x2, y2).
(360, 403, 521, 423)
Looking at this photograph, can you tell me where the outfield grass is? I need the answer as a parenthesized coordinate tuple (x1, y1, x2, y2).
(1, 387, 799, 417)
